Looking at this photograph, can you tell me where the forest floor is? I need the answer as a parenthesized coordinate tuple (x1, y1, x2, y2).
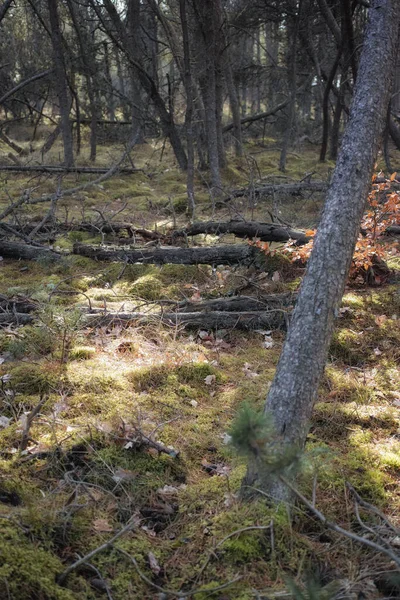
(0, 135, 400, 599)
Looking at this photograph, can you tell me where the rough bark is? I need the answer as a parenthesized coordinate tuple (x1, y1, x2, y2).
(72, 243, 258, 265)
(174, 221, 308, 243)
(0, 0, 13, 23)
(255, 0, 400, 502)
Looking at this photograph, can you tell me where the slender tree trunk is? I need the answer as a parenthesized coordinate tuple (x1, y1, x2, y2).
(248, 0, 400, 502)
(320, 45, 343, 161)
(179, 0, 195, 218)
(279, 1, 300, 172)
(104, 43, 116, 122)
(66, 0, 98, 161)
(47, 0, 74, 167)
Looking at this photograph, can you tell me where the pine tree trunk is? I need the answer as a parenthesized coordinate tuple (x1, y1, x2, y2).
(253, 0, 400, 502)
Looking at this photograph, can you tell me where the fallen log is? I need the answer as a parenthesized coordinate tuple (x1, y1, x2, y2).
(0, 165, 141, 175)
(83, 309, 288, 331)
(0, 312, 34, 325)
(173, 221, 308, 243)
(385, 225, 400, 235)
(0, 220, 161, 241)
(0, 294, 38, 314)
(0, 240, 61, 261)
(73, 243, 258, 265)
(174, 293, 296, 313)
(226, 181, 328, 200)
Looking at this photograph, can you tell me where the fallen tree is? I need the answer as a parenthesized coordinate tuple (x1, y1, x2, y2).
(173, 220, 308, 243)
(0, 240, 61, 260)
(73, 242, 258, 265)
(83, 309, 288, 331)
(0, 165, 142, 175)
(226, 181, 328, 200)
(0, 220, 161, 241)
(173, 293, 296, 313)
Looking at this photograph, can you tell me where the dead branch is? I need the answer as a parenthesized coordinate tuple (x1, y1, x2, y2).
(0, 69, 53, 106)
(57, 517, 137, 585)
(20, 394, 48, 451)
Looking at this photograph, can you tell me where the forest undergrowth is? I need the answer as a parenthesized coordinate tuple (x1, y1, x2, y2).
(0, 138, 399, 599)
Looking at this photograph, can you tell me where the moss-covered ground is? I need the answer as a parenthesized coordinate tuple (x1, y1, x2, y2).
(0, 136, 400, 598)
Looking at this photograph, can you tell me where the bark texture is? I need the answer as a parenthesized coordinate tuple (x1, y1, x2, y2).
(73, 243, 258, 265)
(259, 0, 400, 500)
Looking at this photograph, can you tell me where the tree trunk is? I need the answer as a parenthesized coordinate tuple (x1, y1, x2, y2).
(47, 0, 74, 167)
(253, 0, 400, 502)
(179, 0, 195, 218)
(279, 1, 300, 172)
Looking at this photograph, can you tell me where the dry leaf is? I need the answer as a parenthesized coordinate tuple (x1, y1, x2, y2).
(148, 552, 161, 575)
(93, 518, 113, 533)
(375, 315, 388, 327)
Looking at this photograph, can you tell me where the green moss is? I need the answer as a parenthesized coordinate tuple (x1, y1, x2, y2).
(69, 346, 96, 361)
(5, 363, 60, 395)
(159, 264, 210, 284)
(129, 362, 219, 392)
(0, 524, 77, 600)
(329, 329, 366, 365)
(6, 325, 57, 358)
(129, 274, 163, 301)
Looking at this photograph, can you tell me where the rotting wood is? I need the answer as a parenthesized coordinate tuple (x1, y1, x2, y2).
(73, 242, 258, 265)
(173, 220, 308, 243)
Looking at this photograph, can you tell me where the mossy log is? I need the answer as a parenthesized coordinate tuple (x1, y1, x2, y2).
(73, 242, 258, 265)
(0, 240, 61, 260)
(173, 220, 308, 243)
(83, 309, 288, 330)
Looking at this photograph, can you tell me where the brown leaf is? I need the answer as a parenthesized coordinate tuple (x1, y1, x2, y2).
(93, 518, 113, 533)
(148, 552, 161, 575)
